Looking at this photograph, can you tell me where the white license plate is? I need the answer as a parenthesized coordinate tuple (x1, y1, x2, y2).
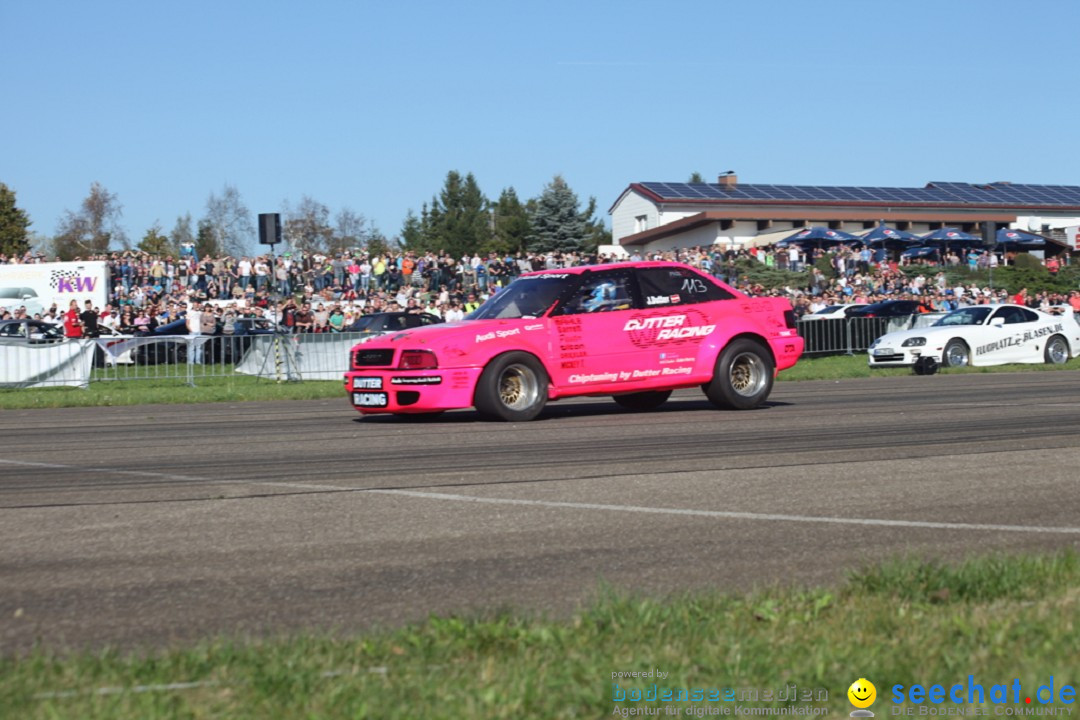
(873, 348, 895, 356)
(353, 376, 383, 390)
(353, 392, 388, 407)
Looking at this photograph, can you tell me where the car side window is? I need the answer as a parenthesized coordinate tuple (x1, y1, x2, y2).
(636, 267, 734, 307)
(559, 271, 637, 315)
(993, 307, 1030, 325)
(419, 314, 439, 325)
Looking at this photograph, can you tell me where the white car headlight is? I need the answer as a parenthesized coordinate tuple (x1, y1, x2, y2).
(902, 337, 927, 347)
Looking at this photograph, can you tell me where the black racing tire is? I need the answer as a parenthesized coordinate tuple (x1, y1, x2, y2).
(703, 339, 774, 410)
(474, 352, 549, 422)
(612, 390, 672, 412)
(1045, 335, 1070, 365)
(941, 338, 970, 368)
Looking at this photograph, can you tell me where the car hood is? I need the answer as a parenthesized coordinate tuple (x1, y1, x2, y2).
(874, 323, 977, 346)
(354, 317, 548, 353)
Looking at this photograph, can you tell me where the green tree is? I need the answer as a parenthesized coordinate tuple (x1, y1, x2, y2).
(431, 171, 491, 258)
(688, 172, 705, 183)
(528, 175, 592, 253)
(138, 222, 173, 256)
(399, 209, 426, 252)
(53, 182, 127, 259)
(0, 182, 32, 256)
(489, 187, 531, 255)
(195, 218, 220, 259)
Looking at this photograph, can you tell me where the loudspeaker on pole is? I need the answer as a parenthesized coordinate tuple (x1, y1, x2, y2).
(258, 213, 282, 246)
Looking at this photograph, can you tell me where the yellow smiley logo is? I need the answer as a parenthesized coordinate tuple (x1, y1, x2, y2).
(848, 678, 877, 708)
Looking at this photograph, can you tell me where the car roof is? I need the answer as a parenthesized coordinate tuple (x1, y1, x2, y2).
(520, 260, 709, 277)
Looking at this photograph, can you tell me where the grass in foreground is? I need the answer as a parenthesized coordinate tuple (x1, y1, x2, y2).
(2, 354, 1079, 409)
(2, 551, 1078, 719)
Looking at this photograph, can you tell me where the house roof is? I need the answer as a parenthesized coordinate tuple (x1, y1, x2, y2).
(612, 180, 1080, 214)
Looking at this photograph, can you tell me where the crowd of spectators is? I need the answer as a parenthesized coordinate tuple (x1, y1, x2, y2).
(1, 240, 1077, 339)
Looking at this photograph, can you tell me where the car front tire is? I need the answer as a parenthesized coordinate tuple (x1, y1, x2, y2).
(942, 339, 970, 368)
(613, 390, 672, 412)
(1045, 335, 1070, 365)
(474, 352, 549, 421)
(703, 339, 774, 410)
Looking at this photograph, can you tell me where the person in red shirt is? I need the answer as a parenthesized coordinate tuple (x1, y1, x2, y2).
(63, 299, 83, 338)
(1013, 287, 1029, 306)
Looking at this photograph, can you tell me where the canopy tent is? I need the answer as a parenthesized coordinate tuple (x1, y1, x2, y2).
(995, 228, 1047, 250)
(860, 224, 922, 249)
(901, 246, 939, 260)
(776, 226, 859, 249)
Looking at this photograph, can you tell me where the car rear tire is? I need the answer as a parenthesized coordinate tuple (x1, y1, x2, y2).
(474, 352, 548, 422)
(612, 390, 672, 412)
(703, 339, 774, 410)
(1045, 335, 1070, 365)
(942, 339, 970, 368)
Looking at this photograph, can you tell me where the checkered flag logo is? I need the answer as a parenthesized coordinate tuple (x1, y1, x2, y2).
(50, 267, 95, 293)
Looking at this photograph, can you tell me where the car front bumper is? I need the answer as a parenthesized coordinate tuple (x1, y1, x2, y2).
(344, 368, 484, 414)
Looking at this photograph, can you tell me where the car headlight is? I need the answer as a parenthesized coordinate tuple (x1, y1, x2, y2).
(902, 337, 926, 347)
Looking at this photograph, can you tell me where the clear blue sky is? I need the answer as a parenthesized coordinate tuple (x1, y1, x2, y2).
(4, 0, 1078, 247)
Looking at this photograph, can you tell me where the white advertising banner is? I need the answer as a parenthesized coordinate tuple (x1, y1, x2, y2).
(0, 340, 96, 389)
(0, 261, 110, 315)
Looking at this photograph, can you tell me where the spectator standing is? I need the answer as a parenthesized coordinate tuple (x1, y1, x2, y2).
(63, 300, 83, 338)
(79, 300, 100, 338)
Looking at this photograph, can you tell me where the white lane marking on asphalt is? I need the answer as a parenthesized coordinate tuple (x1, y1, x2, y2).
(5, 458, 1080, 536)
(0, 458, 206, 482)
(364, 488, 1080, 536)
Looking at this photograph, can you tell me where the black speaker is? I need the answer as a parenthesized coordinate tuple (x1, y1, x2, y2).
(981, 221, 997, 247)
(258, 213, 281, 246)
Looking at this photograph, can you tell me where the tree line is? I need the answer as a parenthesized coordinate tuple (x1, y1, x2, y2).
(0, 172, 611, 261)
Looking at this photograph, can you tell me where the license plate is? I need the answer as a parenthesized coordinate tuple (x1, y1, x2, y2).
(353, 392, 388, 407)
(873, 348, 894, 356)
(353, 376, 383, 390)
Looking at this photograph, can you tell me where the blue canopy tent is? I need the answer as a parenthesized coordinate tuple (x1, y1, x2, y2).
(920, 227, 981, 246)
(900, 246, 939, 260)
(776, 226, 859, 249)
(995, 228, 1047, 251)
(860, 224, 922, 247)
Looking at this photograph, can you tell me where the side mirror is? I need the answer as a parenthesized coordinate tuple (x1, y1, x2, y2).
(990, 317, 1005, 328)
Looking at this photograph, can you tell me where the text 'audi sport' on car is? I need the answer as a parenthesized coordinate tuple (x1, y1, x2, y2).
(343, 262, 804, 421)
(868, 304, 1080, 369)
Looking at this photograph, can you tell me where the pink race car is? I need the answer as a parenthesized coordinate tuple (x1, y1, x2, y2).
(345, 261, 803, 421)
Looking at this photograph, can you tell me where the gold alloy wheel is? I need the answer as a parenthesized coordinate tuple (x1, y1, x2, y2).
(499, 364, 540, 410)
(729, 351, 768, 397)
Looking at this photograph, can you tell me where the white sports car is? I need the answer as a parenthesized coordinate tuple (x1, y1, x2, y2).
(868, 304, 1080, 369)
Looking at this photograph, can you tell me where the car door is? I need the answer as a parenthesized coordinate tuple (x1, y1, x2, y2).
(547, 268, 643, 390)
(632, 266, 733, 381)
(985, 306, 1037, 363)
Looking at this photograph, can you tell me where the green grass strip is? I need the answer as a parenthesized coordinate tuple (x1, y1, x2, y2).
(2, 550, 1078, 719)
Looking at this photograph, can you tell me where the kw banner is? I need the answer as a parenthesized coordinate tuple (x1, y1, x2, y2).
(0, 261, 109, 314)
(0, 339, 96, 389)
(235, 332, 363, 381)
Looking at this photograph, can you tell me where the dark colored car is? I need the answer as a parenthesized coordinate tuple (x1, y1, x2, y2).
(346, 312, 443, 338)
(0, 319, 66, 345)
(846, 300, 923, 318)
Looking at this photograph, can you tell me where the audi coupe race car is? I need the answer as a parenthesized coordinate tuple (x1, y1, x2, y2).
(868, 304, 1080, 369)
(344, 262, 804, 421)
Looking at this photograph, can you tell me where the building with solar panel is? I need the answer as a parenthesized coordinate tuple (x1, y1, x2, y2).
(609, 173, 1080, 255)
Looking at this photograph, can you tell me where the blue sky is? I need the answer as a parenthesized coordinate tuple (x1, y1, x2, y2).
(4, 0, 1078, 247)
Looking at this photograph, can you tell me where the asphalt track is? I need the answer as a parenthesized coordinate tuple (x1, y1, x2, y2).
(2, 371, 1080, 653)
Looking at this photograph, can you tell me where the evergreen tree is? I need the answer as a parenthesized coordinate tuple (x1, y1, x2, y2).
(489, 187, 531, 255)
(431, 171, 490, 258)
(0, 182, 32, 257)
(688, 172, 705, 183)
(195, 218, 220, 259)
(528, 175, 589, 253)
(138, 222, 173, 256)
(399, 210, 425, 252)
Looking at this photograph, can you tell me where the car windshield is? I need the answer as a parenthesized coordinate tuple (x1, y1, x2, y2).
(351, 315, 387, 332)
(0, 288, 24, 299)
(932, 307, 993, 327)
(470, 276, 569, 320)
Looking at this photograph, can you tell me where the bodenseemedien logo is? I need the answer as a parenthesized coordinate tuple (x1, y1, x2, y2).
(849, 679, 877, 718)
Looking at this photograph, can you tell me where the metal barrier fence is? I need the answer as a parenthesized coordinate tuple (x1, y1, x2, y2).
(0, 332, 372, 389)
(2, 315, 936, 389)
(795, 314, 942, 356)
